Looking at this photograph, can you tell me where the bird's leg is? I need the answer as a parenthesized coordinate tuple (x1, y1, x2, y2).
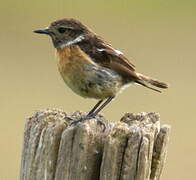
(91, 96, 114, 117)
(87, 96, 114, 129)
(87, 99, 104, 116)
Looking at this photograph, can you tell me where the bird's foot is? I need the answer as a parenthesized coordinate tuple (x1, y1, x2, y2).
(70, 113, 96, 126)
(70, 113, 107, 131)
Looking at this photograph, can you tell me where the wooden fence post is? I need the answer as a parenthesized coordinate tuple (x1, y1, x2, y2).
(20, 109, 170, 180)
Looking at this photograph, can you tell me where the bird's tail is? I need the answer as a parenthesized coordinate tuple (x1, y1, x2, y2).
(135, 73, 169, 93)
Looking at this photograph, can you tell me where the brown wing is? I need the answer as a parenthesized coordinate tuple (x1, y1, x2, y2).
(96, 47, 140, 81)
(98, 47, 135, 71)
(77, 35, 137, 79)
(77, 36, 164, 92)
(95, 36, 135, 71)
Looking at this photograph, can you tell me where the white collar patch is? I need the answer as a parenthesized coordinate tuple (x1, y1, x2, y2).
(60, 35, 85, 49)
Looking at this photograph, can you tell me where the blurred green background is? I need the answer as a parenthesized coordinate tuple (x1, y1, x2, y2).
(0, 0, 195, 179)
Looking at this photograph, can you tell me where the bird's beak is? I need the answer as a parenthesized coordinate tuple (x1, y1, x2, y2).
(33, 28, 50, 35)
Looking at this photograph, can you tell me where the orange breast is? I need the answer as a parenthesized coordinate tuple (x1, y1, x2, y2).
(56, 45, 100, 98)
(56, 45, 96, 75)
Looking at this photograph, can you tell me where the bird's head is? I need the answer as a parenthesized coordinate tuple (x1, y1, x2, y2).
(34, 18, 91, 49)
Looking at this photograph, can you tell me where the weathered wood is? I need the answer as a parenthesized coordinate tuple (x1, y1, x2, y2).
(20, 109, 170, 180)
(100, 123, 129, 180)
(150, 125, 170, 180)
(55, 111, 106, 180)
(20, 109, 68, 180)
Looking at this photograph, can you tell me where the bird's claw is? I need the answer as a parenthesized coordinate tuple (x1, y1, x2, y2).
(70, 113, 107, 131)
(70, 114, 93, 126)
(70, 117, 84, 126)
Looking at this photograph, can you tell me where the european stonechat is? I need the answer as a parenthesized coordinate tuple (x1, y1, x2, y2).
(34, 18, 169, 122)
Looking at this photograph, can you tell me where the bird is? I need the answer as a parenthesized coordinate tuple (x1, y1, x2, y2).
(34, 18, 169, 124)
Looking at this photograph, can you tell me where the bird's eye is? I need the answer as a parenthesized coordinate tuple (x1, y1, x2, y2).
(58, 27, 66, 33)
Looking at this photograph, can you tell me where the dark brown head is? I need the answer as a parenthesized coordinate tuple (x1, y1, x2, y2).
(34, 18, 92, 49)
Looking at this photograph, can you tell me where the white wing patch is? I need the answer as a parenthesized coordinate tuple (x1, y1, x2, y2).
(114, 49, 123, 55)
(97, 48, 123, 55)
(97, 48, 105, 52)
